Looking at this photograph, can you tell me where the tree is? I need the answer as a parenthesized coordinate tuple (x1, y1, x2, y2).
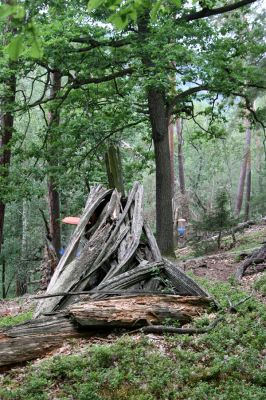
(86, 1, 264, 253)
(193, 189, 237, 250)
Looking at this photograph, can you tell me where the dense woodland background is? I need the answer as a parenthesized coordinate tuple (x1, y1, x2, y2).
(0, 0, 265, 298)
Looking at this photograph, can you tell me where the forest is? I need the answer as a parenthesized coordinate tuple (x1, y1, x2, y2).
(0, 1, 266, 399)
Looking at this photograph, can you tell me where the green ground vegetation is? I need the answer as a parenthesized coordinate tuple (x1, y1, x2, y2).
(0, 311, 32, 328)
(0, 281, 265, 400)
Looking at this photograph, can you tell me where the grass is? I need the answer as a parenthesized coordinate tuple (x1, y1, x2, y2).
(254, 273, 266, 296)
(0, 311, 33, 328)
(0, 280, 265, 400)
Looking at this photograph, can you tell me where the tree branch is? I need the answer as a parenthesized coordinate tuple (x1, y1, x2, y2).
(178, 0, 257, 23)
(168, 85, 209, 116)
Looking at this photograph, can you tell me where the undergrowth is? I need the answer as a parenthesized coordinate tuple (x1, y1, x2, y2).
(0, 311, 33, 328)
(0, 280, 265, 400)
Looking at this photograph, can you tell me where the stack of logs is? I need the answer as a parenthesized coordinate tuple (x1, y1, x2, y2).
(0, 182, 215, 369)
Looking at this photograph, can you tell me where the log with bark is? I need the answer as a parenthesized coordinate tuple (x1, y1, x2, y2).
(1, 182, 216, 368)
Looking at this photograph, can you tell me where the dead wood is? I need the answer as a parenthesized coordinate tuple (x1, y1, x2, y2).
(235, 243, 266, 280)
(0, 182, 216, 368)
(35, 182, 210, 317)
(137, 317, 224, 335)
(69, 295, 212, 327)
(0, 315, 87, 368)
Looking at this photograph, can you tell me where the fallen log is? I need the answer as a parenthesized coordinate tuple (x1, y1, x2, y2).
(0, 315, 86, 368)
(0, 182, 216, 369)
(235, 243, 266, 280)
(69, 295, 212, 327)
(0, 294, 214, 368)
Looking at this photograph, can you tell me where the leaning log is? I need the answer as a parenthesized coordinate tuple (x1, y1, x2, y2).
(35, 182, 210, 317)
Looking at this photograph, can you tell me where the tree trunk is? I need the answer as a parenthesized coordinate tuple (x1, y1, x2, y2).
(168, 123, 175, 198)
(105, 145, 125, 196)
(0, 81, 16, 258)
(47, 71, 61, 258)
(244, 153, 251, 221)
(235, 116, 251, 216)
(137, 14, 174, 255)
(1, 257, 6, 298)
(148, 88, 174, 255)
(16, 200, 28, 296)
(176, 119, 189, 220)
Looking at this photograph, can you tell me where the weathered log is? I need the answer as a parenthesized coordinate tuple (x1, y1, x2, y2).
(35, 182, 211, 317)
(69, 295, 213, 327)
(240, 263, 266, 276)
(0, 315, 86, 368)
(163, 259, 210, 297)
(235, 243, 266, 280)
(34, 186, 113, 317)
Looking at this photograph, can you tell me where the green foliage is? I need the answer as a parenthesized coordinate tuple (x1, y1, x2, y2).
(191, 189, 238, 251)
(0, 311, 32, 328)
(254, 273, 266, 296)
(1, 282, 266, 400)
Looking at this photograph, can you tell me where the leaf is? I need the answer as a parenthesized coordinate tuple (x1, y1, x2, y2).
(108, 12, 129, 30)
(87, 0, 105, 11)
(14, 6, 25, 20)
(151, 0, 162, 22)
(6, 35, 23, 60)
(169, 0, 181, 6)
(28, 38, 43, 59)
(0, 4, 24, 20)
(0, 4, 15, 19)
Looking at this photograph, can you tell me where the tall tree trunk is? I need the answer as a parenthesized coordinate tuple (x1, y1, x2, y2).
(0, 69, 16, 256)
(168, 123, 175, 198)
(47, 71, 61, 258)
(138, 14, 174, 255)
(176, 119, 189, 220)
(105, 145, 125, 196)
(235, 116, 251, 217)
(244, 152, 251, 221)
(148, 88, 174, 255)
(1, 256, 6, 298)
(16, 200, 28, 296)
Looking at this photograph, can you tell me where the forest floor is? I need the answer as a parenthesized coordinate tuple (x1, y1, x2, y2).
(0, 222, 265, 400)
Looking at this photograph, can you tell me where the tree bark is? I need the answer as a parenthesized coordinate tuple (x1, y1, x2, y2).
(16, 200, 28, 295)
(105, 145, 125, 196)
(235, 116, 251, 216)
(147, 88, 174, 255)
(168, 123, 175, 198)
(1, 257, 6, 298)
(0, 72, 16, 256)
(0, 77, 16, 269)
(244, 153, 251, 221)
(138, 15, 174, 255)
(47, 71, 61, 258)
(176, 119, 189, 220)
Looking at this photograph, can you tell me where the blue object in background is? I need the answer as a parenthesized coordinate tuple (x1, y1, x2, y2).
(177, 227, 186, 237)
(59, 247, 65, 256)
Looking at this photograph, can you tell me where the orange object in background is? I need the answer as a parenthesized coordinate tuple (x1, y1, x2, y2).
(62, 216, 80, 225)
